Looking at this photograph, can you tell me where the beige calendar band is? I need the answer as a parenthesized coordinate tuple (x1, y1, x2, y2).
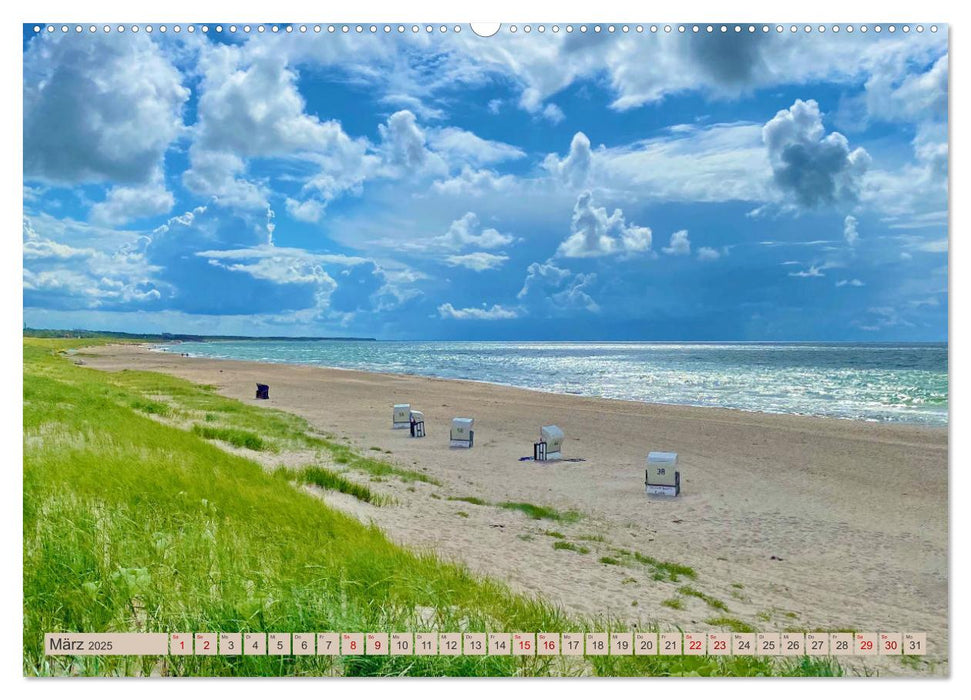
(45, 632, 927, 657)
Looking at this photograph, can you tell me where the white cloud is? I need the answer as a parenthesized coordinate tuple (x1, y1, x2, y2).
(789, 264, 826, 278)
(427, 127, 525, 166)
(518, 261, 600, 313)
(444, 252, 509, 271)
(437, 303, 520, 320)
(378, 109, 431, 170)
(541, 103, 566, 124)
(431, 166, 519, 197)
(762, 99, 870, 208)
(864, 54, 948, 124)
(183, 40, 370, 210)
(662, 230, 691, 256)
(837, 279, 865, 287)
(23, 214, 165, 310)
(544, 132, 592, 188)
(437, 212, 514, 251)
(917, 239, 948, 253)
(24, 32, 188, 185)
(182, 150, 271, 210)
(697, 246, 722, 261)
(592, 123, 773, 203)
(557, 191, 652, 258)
(285, 197, 325, 223)
(89, 175, 174, 226)
(205, 252, 338, 289)
(843, 215, 860, 246)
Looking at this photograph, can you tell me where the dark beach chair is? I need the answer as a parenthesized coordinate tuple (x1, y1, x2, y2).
(256, 383, 269, 400)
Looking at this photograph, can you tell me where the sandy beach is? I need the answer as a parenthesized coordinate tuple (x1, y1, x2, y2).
(81, 344, 949, 673)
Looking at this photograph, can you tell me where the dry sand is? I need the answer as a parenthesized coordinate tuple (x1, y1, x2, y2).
(81, 344, 949, 674)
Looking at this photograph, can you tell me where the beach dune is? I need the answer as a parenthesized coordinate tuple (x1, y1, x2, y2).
(83, 344, 948, 672)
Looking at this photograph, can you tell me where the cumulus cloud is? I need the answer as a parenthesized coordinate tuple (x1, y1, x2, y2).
(437, 303, 520, 320)
(182, 149, 271, 211)
(843, 215, 860, 246)
(89, 175, 174, 226)
(557, 192, 652, 258)
(437, 212, 514, 251)
(285, 197, 325, 223)
(541, 104, 566, 124)
(379, 110, 430, 169)
(864, 54, 948, 124)
(444, 252, 509, 271)
(697, 246, 722, 261)
(23, 214, 165, 311)
(184, 41, 369, 209)
(517, 261, 599, 313)
(662, 230, 691, 256)
(762, 99, 871, 208)
(544, 132, 593, 188)
(24, 32, 188, 184)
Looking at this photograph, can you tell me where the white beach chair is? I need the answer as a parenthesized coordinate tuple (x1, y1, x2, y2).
(450, 417, 474, 448)
(392, 403, 411, 429)
(535, 425, 564, 461)
(645, 451, 680, 496)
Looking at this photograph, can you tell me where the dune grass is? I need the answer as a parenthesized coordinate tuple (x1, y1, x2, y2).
(23, 338, 840, 677)
(498, 502, 582, 523)
(274, 466, 388, 506)
(192, 424, 267, 451)
(678, 586, 728, 612)
(553, 542, 590, 554)
(446, 496, 489, 506)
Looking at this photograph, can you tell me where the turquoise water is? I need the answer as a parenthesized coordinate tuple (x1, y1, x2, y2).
(158, 341, 948, 426)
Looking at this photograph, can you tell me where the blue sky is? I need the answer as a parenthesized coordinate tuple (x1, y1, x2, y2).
(23, 25, 948, 340)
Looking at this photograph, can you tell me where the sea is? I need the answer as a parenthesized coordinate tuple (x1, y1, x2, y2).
(156, 341, 948, 427)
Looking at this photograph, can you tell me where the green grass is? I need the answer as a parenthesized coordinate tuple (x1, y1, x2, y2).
(552, 542, 590, 554)
(274, 466, 386, 506)
(630, 551, 696, 582)
(543, 530, 565, 539)
(678, 586, 728, 612)
(22, 337, 841, 677)
(705, 617, 756, 634)
(576, 534, 606, 542)
(497, 502, 581, 523)
(598, 556, 622, 566)
(446, 496, 489, 506)
(130, 399, 170, 417)
(192, 424, 267, 451)
(661, 598, 684, 610)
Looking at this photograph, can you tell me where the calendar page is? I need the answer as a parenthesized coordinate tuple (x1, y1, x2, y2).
(22, 15, 948, 680)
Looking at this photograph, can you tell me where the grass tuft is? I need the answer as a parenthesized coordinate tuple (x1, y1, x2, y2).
(498, 502, 581, 523)
(678, 586, 728, 611)
(275, 466, 386, 506)
(705, 617, 755, 633)
(552, 541, 590, 554)
(191, 424, 266, 451)
(446, 496, 489, 506)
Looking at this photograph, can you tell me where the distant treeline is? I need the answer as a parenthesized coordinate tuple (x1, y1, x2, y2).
(23, 328, 376, 342)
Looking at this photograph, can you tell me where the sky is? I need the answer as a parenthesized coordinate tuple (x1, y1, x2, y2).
(22, 24, 948, 341)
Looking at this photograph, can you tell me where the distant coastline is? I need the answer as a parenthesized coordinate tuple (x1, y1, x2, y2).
(22, 328, 377, 342)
